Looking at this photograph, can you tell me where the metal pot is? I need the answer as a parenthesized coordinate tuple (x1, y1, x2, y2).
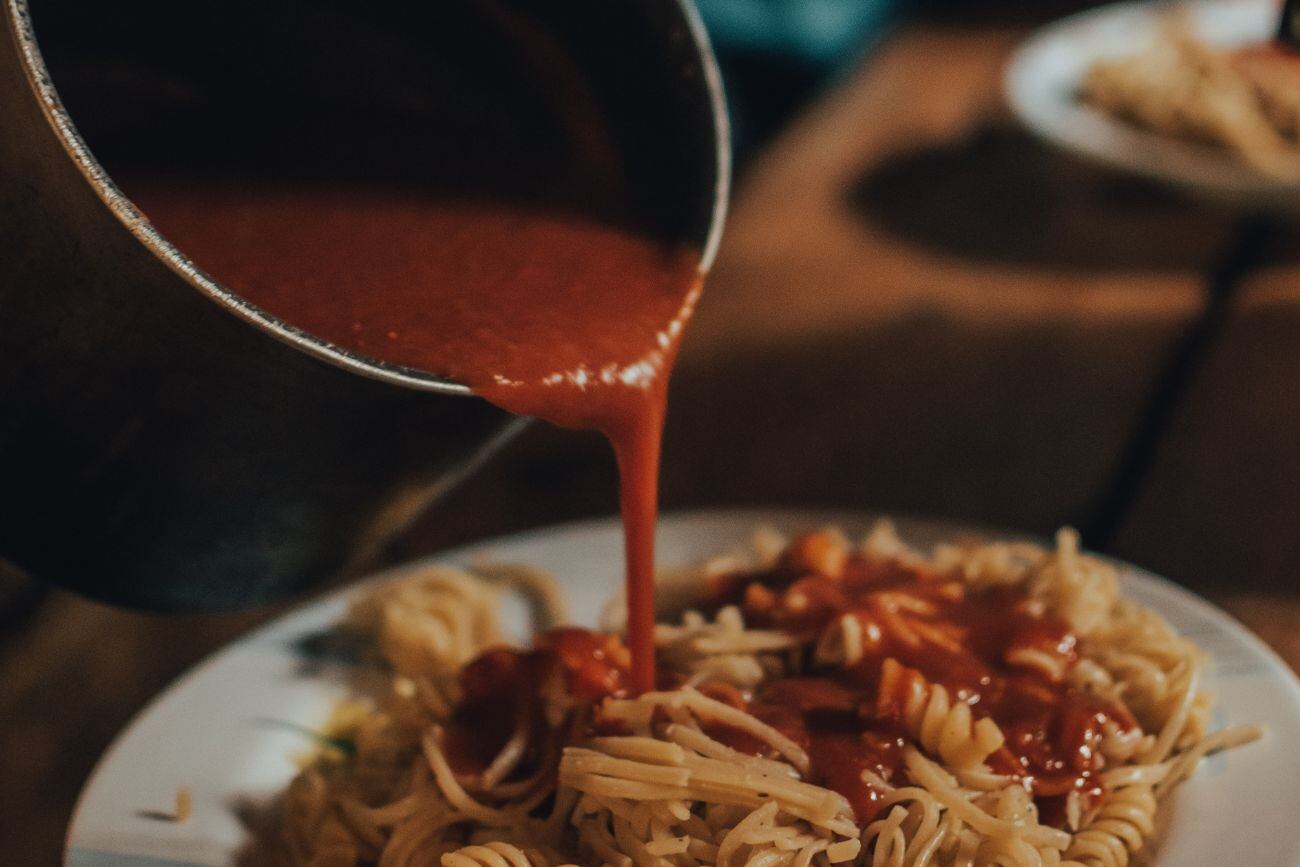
(0, 0, 729, 610)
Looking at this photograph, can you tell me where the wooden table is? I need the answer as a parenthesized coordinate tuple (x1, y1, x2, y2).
(4, 20, 1299, 863)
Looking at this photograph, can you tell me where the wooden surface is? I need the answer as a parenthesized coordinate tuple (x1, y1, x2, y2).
(5, 21, 1300, 864)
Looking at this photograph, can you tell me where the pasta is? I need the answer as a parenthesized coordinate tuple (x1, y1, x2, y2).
(247, 523, 1261, 867)
(874, 658, 1006, 770)
(1081, 18, 1300, 177)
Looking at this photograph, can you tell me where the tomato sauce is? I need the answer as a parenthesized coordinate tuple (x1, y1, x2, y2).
(701, 546, 1135, 825)
(443, 627, 630, 779)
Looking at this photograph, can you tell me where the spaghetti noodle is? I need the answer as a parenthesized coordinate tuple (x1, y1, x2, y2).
(251, 523, 1261, 866)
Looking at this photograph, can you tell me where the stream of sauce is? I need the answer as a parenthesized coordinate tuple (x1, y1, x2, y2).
(130, 183, 700, 694)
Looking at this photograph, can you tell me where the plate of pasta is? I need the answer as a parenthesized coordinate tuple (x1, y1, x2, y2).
(1006, 0, 1300, 205)
(65, 510, 1300, 867)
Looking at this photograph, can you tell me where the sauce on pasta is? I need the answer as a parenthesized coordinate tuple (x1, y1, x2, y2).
(443, 628, 631, 779)
(374, 535, 1138, 831)
(700, 534, 1137, 825)
(128, 184, 700, 696)
(419, 531, 1139, 831)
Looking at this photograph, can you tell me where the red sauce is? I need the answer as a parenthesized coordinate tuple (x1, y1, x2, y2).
(702, 542, 1136, 825)
(127, 184, 700, 694)
(443, 646, 549, 777)
(542, 627, 633, 703)
(444, 627, 630, 778)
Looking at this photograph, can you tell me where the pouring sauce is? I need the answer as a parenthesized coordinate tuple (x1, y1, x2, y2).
(130, 183, 701, 694)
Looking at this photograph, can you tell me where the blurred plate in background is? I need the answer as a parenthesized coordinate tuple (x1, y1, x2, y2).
(1005, 0, 1300, 207)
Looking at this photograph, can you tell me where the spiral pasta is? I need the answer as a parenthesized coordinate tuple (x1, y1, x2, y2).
(876, 658, 1006, 769)
(1062, 785, 1156, 867)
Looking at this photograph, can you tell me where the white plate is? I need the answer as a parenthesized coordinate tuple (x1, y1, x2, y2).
(65, 510, 1300, 866)
(1005, 0, 1300, 206)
